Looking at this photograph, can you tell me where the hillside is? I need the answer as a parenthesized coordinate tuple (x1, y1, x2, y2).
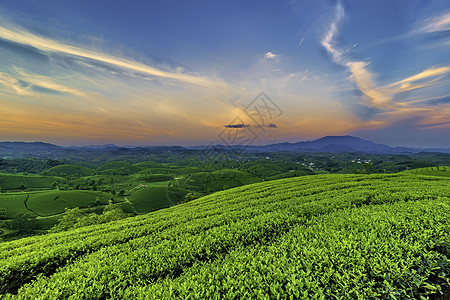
(129, 186, 189, 213)
(403, 166, 450, 177)
(44, 164, 95, 176)
(0, 173, 449, 299)
(170, 169, 261, 193)
(0, 174, 64, 191)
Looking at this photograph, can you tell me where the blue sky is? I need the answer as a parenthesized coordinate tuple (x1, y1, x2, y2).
(0, 0, 449, 147)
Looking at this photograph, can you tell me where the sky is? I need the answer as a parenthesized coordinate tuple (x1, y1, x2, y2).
(0, 0, 449, 147)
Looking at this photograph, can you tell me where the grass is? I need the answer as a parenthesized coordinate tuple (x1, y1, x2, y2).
(0, 174, 64, 191)
(171, 169, 260, 193)
(97, 161, 142, 174)
(0, 173, 448, 299)
(26, 190, 117, 217)
(0, 193, 31, 218)
(44, 164, 95, 176)
(265, 170, 314, 181)
(129, 186, 189, 213)
(404, 166, 450, 177)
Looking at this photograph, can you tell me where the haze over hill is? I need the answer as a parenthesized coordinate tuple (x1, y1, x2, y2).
(2, 135, 449, 159)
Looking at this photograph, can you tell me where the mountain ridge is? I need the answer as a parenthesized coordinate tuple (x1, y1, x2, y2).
(1, 136, 450, 155)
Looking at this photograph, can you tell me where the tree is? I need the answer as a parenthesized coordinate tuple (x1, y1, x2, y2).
(363, 163, 374, 174)
(100, 201, 126, 222)
(183, 193, 200, 203)
(0, 208, 6, 219)
(50, 202, 127, 233)
(49, 208, 85, 233)
(8, 213, 37, 234)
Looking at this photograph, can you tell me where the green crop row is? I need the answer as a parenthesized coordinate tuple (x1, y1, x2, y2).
(0, 173, 448, 299)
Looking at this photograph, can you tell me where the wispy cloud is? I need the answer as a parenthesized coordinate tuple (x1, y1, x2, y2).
(0, 22, 226, 89)
(321, 3, 450, 110)
(320, 2, 345, 64)
(264, 52, 278, 60)
(416, 11, 450, 34)
(0, 67, 88, 97)
(320, 2, 390, 108)
(320, 1, 450, 137)
(384, 66, 450, 93)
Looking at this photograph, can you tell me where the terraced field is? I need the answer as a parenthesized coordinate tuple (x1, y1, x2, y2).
(45, 164, 95, 176)
(403, 166, 450, 177)
(0, 174, 64, 191)
(0, 173, 449, 299)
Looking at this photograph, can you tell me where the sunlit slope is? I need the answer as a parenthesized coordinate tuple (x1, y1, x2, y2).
(403, 166, 450, 177)
(1, 174, 449, 299)
(44, 164, 95, 176)
(0, 174, 64, 190)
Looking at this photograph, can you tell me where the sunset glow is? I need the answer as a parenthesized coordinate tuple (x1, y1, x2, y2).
(0, 1, 449, 147)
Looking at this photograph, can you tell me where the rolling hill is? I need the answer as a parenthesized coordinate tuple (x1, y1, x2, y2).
(0, 174, 64, 191)
(129, 186, 189, 213)
(44, 164, 95, 176)
(170, 169, 261, 193)
(97, 161, 142, 175)
(403, 166, 450, 177)
(0, 173, 449, 299)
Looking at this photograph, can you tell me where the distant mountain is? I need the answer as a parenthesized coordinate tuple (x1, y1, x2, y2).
(251, 135, 398, 153)
(1, 136, 450, 158)
(75, 144, 118, 149)
(0, 141, 66, 158)
(225, 135, 450, 154)
(0, 141, 61, 149)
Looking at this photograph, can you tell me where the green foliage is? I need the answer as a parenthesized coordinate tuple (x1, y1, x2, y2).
(137, 174, 173, 182)
(44, 164, 95, 177)
(7, 213, 36, 234)
(183, 192, 200, 203)
(0, 193, 33, 218)
(0, 173, 65, 191)
(403, 166, 450, 177)
(134, 161, 164, 168)
(48, 207, 85, 233)
(49, 202, 126, 233)
(0, 158, 62, 174)
(265, 169, 314, 181)
(0, 208, 6, 219)
(97, 161, 141, 175)
(129, 186, 189, 213)
(171, 169, 260, 193)
(26, 190, 114, 216)
(245, 164, 285, 179)
(0, 174, 449, 298)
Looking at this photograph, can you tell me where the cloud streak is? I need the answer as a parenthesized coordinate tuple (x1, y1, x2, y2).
(0, 22, 226, 89)
(320, 2, 391, 108)
(321, 3, 450, 110)
(0, 68, 88, 97)
(417, 11, 450, 34)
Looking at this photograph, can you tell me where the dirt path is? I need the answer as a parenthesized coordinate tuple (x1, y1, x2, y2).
(23, 194, 44, 217)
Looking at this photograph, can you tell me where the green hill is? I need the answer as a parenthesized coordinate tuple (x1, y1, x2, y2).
(171, 169, 261, 193)
(26, 190, 116, 216)
(265, 169, 314, 181)
(0, 193, 30, 218)
(129, 186, 189, 213)
(97, 161, 141, 175)
(0, 190, 118, 218)
(45, 164, 95, 176)
(0, 173, 449, 299)
(403, 166, 450, 177)
(0, 174, 64, 191)
(134, 161, 164, 169)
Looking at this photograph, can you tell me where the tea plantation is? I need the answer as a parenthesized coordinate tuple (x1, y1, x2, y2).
(0, 173, 449, 299)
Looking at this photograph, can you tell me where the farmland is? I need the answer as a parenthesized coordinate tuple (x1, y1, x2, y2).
(0, 173, 448, 299)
